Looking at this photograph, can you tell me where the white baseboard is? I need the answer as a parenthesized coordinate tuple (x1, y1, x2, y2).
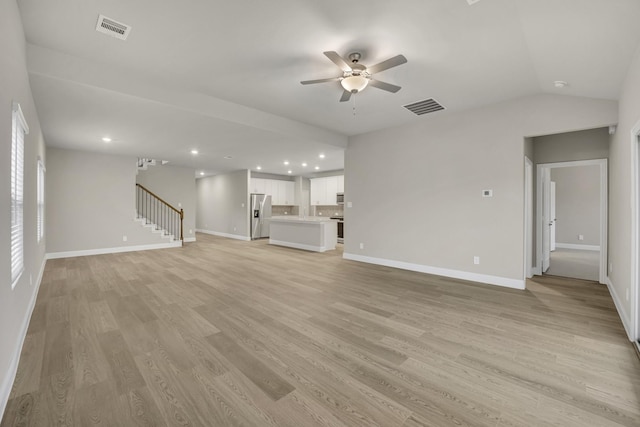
(555, 243, 600, 251)
(196, 229, 250, 241)
(269, 239, 335, 253)
(1, 256, 46, 419)
(605, 277, 633, 341)
(46, 241, 182, 260)
(183, 237, 196, 243)
(531, 266, 542, 276)
(342, 253, 525, 290)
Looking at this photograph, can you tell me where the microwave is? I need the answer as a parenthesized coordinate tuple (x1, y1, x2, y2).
(336, 193, 344, 205)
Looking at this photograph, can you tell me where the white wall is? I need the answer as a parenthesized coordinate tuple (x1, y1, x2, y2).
(345, 94, 617, 287)
(196, 170, 250, 240)
(136, 164, 196, 241)
(609, 43, 640, 335)
(46, 148, 170, 254)
(0, 0, 47, 417)
(551, 166, 601, 246)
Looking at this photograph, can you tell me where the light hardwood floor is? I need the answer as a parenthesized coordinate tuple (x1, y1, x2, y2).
(3, 233, 639, 426)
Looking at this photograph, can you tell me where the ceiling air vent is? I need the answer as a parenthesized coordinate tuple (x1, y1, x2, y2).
(403, 98, 445, 116)
(95, 14, 131, 40)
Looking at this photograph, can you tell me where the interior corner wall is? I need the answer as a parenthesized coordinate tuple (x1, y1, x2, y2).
(0, 0, 48, 417)
(609, 42, 640, 333)
(345, 94, 617, 286)
(551, 166, 601, 246)
(46, 147, 168, 254)
(196, 170, 250, 239)
(136, 164, 197, 241)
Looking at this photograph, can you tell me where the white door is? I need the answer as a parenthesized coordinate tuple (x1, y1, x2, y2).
(542, 169, 551, 272)
(550, 181, 556, 251)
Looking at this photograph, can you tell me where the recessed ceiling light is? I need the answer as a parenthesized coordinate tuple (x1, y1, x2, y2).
(302, 162, 308, 167)
(102, 137, 112, 143)
(554, 80, 568, 88)
(315, 166, 320, 170)
(319, 154, 325, 159)
(256, 166, 262, 170)
(284, 161, 289, 165)
(287, 170, 292, 174)
(191, 149, 198, 155)
(224, 155, 233, 159)
(200, 172, 205, 176)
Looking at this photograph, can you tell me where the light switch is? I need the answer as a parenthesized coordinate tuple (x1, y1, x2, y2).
(482, 189, 493, 198)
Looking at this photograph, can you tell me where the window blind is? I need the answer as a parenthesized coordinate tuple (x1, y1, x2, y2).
(37, 160, 45, 242)
(11, 102, 29, 288)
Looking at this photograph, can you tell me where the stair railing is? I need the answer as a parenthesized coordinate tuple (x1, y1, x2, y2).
(136, 183, 184, 246)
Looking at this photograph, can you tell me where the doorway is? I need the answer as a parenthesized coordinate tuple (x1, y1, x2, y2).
(536, 159, 608, 284)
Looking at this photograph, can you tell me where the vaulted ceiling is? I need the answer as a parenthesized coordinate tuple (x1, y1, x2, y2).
(17, 0, 640, 176)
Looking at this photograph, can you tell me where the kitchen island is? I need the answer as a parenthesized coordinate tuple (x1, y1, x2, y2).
(269, 216, 337, 252)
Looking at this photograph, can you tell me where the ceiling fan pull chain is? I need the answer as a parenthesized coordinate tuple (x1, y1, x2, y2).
(353, 94, 357, 117)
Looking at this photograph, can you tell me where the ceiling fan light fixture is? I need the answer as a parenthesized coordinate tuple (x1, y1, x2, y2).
(341, 75, 369, 93)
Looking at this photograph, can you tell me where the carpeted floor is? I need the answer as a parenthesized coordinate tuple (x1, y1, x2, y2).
(545, 248, 600, 281)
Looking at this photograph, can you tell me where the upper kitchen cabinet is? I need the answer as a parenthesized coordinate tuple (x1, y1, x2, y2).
(251, 178, 266, 194)
(250, 177, 296, 205)
(310, 175, 344, 205)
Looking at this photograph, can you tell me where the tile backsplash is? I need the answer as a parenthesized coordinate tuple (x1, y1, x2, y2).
(313, 205, 344, 217)
(272, 205, 299, 216)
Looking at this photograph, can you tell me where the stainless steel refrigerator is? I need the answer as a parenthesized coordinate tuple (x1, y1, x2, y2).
(250, 193, 272, 239)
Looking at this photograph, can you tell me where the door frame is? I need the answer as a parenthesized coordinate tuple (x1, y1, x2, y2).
(536, 159, 608, 284)
(631, 120, 640, 343)
(524, 157, 533, 279)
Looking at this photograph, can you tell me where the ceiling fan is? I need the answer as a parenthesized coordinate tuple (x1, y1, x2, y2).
(301, 51, 407, 102)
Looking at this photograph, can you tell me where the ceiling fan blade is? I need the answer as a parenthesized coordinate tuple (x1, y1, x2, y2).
(339, 90, 352, 102)
(324, 51, 352, 72)
(367, 54, 407, 74)
(369, 79, 402, 93)
(300, 77, 341, 85)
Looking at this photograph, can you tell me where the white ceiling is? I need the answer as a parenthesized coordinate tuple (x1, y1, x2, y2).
(17, 0, 640, 176)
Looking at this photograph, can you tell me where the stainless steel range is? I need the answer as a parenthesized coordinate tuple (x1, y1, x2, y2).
(330, 216, 343, 243)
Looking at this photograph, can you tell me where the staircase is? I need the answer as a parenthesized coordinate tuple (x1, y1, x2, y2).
(135, 183, 184, 246)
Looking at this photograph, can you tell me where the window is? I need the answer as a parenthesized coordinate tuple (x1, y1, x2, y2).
(37, 159, 45, 243)
(11, 102, 29, 289)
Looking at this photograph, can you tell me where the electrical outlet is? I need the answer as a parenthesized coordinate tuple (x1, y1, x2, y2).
(578, 234, 584, 241)
(359, 243, 364, 250)
(241, 203, 245, 208)
(347, 202, 353, 208)
(178, 202, 182, 208)
(233, 227, 237, 231)
(123, 235, 127, 242)
(474, 256, 480, 265)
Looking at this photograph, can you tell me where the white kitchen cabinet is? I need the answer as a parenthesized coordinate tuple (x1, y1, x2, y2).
(251, 178, 265, 194)
(264, 179, 275, 201)
(310, 175, 343, 205)
(310, 178, 324, 205)
(252, 178, 296, 205)
(325, 176, 338, 204)
(276, 181, 295, 205)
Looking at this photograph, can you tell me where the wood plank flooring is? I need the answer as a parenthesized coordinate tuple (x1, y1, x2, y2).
(3, 233, 640, 426)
